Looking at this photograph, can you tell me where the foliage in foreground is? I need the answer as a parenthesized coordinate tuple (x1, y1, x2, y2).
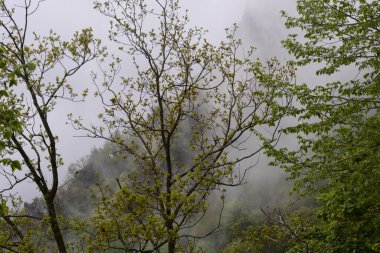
(1, 0, 379, 252)
(0, 0, 102, 252)
(263, 0, 380, 252)
(1, 0, 295, 252)
(68, 0, 295, 252)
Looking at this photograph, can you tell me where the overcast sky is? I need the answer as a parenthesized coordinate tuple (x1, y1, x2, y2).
(35, 0, 295, 154)
(8, 0, 297, 201)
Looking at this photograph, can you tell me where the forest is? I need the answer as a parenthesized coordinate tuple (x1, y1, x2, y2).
(0, 0, 379, 252)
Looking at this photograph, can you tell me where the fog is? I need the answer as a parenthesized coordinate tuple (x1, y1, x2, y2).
(2, 1, 373, 252)
(6, 0, 297, 201)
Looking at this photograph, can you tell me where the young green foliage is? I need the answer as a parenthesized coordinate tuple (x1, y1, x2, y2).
(0, 196, 38, 253)
(0, 1, 103, 252)
(266, 0, 380, 252)
(72, 0, 295, 252)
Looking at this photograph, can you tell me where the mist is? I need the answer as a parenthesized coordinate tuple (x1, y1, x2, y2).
(2, 0, 305, 248)
(6, 0, 295, 202)
(3, 3, 300, 248)
(1, 0, 377, 252)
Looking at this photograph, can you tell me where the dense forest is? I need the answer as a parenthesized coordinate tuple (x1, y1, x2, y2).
(0, 0, 379, 252)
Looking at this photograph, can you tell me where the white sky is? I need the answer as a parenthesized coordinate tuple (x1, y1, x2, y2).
(6, 0, 297, 201)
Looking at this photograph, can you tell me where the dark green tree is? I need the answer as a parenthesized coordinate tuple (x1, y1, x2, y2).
(267, 0, 380, 252)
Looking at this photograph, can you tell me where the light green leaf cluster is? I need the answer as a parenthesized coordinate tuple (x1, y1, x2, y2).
(70, 0, 296, 252)
(282, 0, 379, 76)
(0, 1, 104, 252)
(0, 46, 23, 172)
(0, 195, 43, 253)
(266, 0, 380, 252)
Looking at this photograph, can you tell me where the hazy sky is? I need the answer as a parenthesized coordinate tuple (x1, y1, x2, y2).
(7, 0, 297, 200)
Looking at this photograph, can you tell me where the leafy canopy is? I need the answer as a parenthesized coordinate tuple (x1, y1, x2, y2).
(266, 0, 380, 252)
(70, 0, 295, 252)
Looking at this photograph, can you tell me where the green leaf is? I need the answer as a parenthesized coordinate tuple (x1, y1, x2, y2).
(0, 89, 8, 98)
(3, 128, 12, 140)
(25, 62, 36, 71)
(0, 202, 7, 216)
(10, 160, 22, 171)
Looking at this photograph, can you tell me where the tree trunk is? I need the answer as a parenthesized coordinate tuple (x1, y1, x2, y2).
(166, 218, 176, 253)
(168, 238, 176, 253)
(46, 196, 67, 253)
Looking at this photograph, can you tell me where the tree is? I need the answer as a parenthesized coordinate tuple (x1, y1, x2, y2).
(70, 0, 295, 252)
(222, 208, 313, 253)
(0, 46, 23, 173)
(0, 196, 38, 253)
(267, 0, 380, 252)
(0, 1, 102, 252)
